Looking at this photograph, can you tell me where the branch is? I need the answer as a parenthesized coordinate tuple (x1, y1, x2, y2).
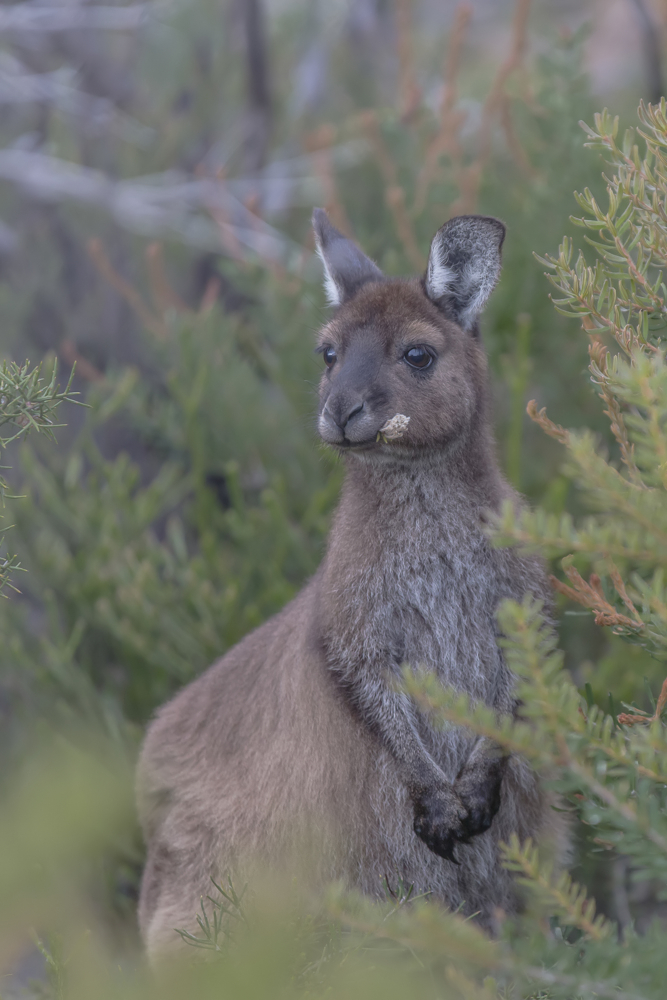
(0, 5, 151, 32)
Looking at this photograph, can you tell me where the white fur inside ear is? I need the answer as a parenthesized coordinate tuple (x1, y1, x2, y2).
(425, 239, 500, 330)
(459, 260, 500, 330)
(454, 259, 494, 330)
(458, 287, 486, 328)
(425, 255, 455, 300)
(424, 216, 504, 330)
(315, 241, 341, 307)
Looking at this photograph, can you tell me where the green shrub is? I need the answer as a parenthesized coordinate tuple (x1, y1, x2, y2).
(6, 4, 667, 996)
(2, 280, 340, 733)
(1, 18, 602, 739)
(0, 359, 79, 596)
(4, 99, 667, 1000)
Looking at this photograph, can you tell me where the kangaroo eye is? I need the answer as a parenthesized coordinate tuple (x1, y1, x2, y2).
(404, 346, 433, 370)
(323, 346, 337, 367)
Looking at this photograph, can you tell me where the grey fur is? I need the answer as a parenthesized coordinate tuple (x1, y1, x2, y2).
(312, 208, 384, 306)
(137, 212, 567, 960)
(424, 215, 506, 330)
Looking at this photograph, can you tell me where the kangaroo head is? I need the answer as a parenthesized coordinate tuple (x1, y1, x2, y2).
(313, 209, 505, 456)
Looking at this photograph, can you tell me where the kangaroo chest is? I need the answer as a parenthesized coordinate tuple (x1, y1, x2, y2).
(381, 526, 506, 704)
(325, 516, 510, 708)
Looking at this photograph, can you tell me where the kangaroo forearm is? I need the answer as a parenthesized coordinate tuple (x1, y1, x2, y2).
(455, 736, 508, 817)
(459, 736, 506, 773)
(334, 667, 445, 795)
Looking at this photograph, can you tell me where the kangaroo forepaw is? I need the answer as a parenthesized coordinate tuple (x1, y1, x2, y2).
(455, 755, 506, 841)
(412, 786, 468, 863)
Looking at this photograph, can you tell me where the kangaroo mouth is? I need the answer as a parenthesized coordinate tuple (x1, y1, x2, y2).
(335, 438, 378, 451)
(334, 433, 410, 453)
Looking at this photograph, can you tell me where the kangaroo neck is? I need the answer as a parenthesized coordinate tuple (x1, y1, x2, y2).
(342, 431, 501, 522)
(319, 430, 505, 589)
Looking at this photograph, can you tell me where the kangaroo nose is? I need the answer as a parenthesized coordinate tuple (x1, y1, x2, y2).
(341, 400, 364, 428)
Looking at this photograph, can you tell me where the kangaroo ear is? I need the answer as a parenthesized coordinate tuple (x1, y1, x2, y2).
(424, 215, 506, 331)
(312, 208, 384, 306)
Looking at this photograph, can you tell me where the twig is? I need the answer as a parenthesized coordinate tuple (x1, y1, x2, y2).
(360, 110, 425, 270)
(523, 965, 650, 1000)
(0, 5, 150, 32)
(208, 169, 246, 264)
(526, 399, 569, 444)
(59, 339, 104, 383)
(304, 124, 354, 236)
(241, 0, 272, 170)
(198, 277, 221, 315)
(608, 560, 643, 622)
(550, 562, 643, 630)
(618, 676, 667, 726)
(457, 0, 533, 212)
(88, 238, 167, 339)
(146, 243, 189, 316)
(499, 93, 538, 179)
(588, 338, 645, 487)
(560, 737, 667, 855)
(395, 0, 421, 121)
(413, 3, 471, 216)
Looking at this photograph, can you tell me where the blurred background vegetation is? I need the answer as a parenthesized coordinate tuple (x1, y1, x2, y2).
(2, 0, 667, 995)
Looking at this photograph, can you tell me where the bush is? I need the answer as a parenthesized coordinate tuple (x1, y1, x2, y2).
(6, 1, 667, 995)
(3, 98, 667, 1000)
(2, 281, 339, 734)
(0, 7, 605, 749)
(0, 360, 79, 593)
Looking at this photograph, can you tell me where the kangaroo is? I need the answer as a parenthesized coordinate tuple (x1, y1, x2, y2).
(137, 211, 565, 959)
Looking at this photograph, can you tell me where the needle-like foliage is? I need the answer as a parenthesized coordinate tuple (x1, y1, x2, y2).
(6, 52, 667, 1000)
(0, 359, 78, 595)
(498, 102, 667, 670)
(347, 99, 667, 998)
(127, 98, 667, 1000)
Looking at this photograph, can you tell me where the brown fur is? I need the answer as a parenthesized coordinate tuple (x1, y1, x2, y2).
(137, 215, 567, 959)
